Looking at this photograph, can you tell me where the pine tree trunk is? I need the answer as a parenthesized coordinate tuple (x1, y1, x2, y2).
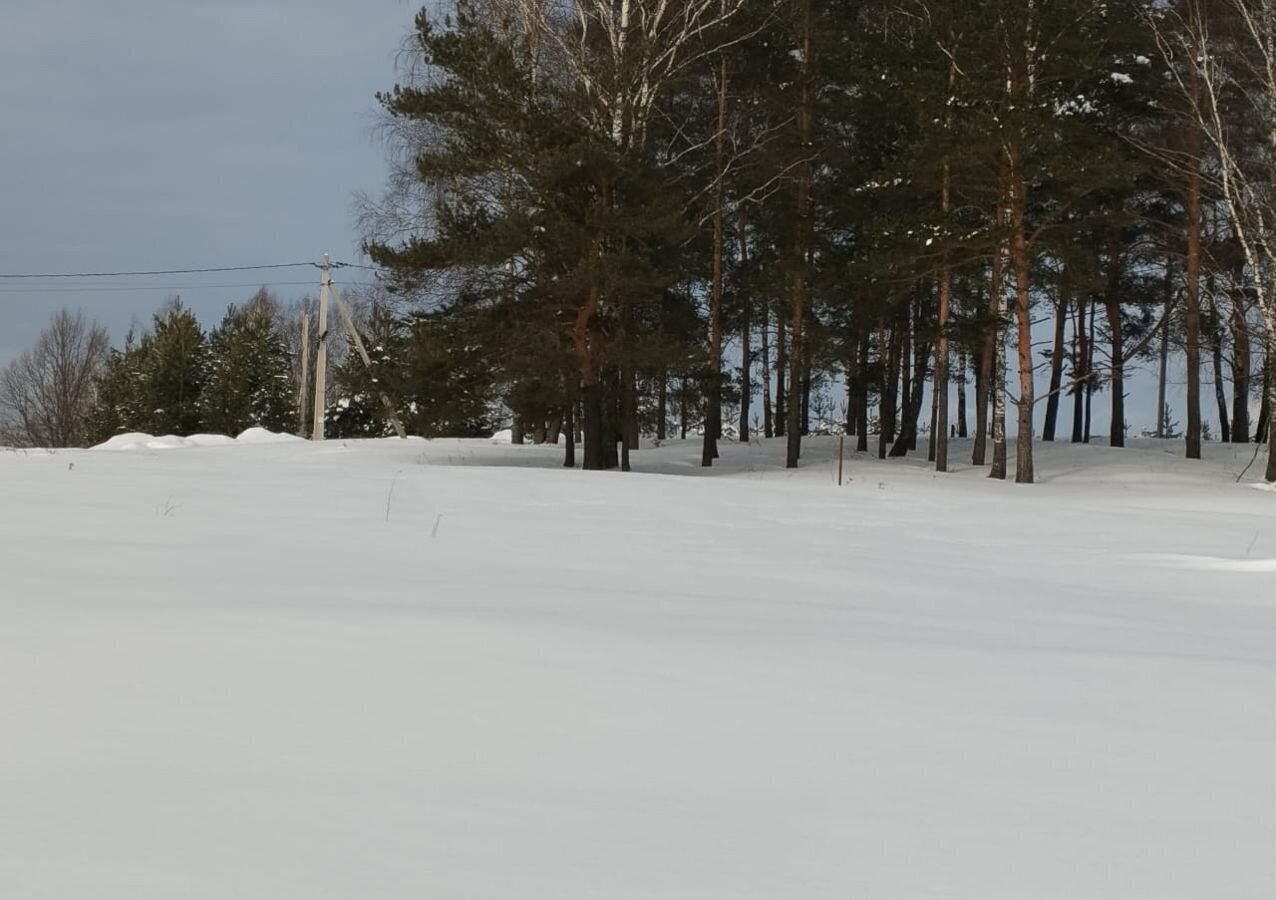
(1157, 259, 1174, 438)
(738, 221, 751, 443)
(1231, 286, 1251, 443)
(657, 370, 667, 441)
(1084, 301, 1096, 444)
(703, 54, 728, 468)
(1043, 290, 1067, 442)
(1105, 234, 1125, 449)
(1072, 293, 1087, 443)
(857, 328, 871, 452)
(1256, 351, 1270, 444)
(761, 305, 773, 439)
(563, 396, 576, 468)
(581, 382, 605, 470)
(776, 315, 787, 438)
(621, 363, 634, 472)
(990, 237, 1008, 481)
(1010, 162, 1034, 484)
(800, 350, 812, 437)
(973, 268, 995, 466)
(880, 319, 901, 460)
(957, 349, 969, 439)
(1185, 55, 1204, 460)
(785, 0, 812, 470)
(1212, 325, 1231, 443)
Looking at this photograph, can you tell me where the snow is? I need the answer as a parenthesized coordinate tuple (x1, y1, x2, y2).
(2, 436, 1273, 899)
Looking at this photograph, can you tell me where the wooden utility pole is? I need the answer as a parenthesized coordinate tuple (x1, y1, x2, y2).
(311, 254, 331, 441)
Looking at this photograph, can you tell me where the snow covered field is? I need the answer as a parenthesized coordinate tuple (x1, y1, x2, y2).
(2, 435, 1273, 899)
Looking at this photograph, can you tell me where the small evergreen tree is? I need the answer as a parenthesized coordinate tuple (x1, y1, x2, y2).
(201, 291, 297, 435)
(141, 300, 208, 435)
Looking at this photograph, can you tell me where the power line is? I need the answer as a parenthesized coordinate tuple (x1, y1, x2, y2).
(0, 262, 319, 279)
(332, 261, 388, 273)
(0, 280, 321, 295)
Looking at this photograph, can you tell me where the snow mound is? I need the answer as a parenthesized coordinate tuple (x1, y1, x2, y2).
(93, 433, 198, 452)
(489, 429, 514, 444)
(234, 427, 304, 444)
(94, 429, 303, 451)
(186, 434, 238, 447)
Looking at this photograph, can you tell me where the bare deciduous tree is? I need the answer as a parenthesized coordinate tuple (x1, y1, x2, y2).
(1149, 0, 1276, 480)
(0, 309, 109, 448)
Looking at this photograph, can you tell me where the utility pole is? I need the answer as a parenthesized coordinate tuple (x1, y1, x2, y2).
(298, 305, 311, 438)
(311, 254, 331, 441)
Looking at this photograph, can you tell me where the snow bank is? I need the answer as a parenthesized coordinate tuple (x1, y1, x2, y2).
(93, 429, 303, 451)
(489, 428, 514, 444)
(235, 427, 304, 444)
(92, 432, 198, 451)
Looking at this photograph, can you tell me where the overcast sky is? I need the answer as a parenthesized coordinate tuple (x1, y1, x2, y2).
(0, 0, 421, 359)
(1, 0, 1178, 435)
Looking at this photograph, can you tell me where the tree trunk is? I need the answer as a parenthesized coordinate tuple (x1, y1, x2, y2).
(657, 370, 667, 441)
(1212, 320, 1231, 443)
(1256, 351, 1270, 444)
(973, 268, 995, 466)
(1043, 289, 1068, 442)
(761, 304, 773, 439)
(1072, 293, 1087, 443)
(800, 350, 812, 437)
(1185, 56, 1204, 460)
(990, 241, 1008, 481)
(1231, 286, 1251, 443)
(1105, 233, 1125, 448)
(1084, 301, 1096, 444)
(563, 396, 576, 467)
(739, 226, 752, 443)
(776, 314, 787, 438)
(1266, 337, 1276, 481)
(857, 328, 870, 452)
(956, 349, 969, 439)
(786, 0, 812, 470)
(703, 53, 728, 468)
(1010, 161, 1034, 484)
(879, 320, 901, 460)
(581, 382, 605, 470)
(1157, 259, 1174, 438)
(621, 363, 634, 472)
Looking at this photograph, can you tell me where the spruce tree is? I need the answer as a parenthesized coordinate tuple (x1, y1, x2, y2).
(201, 290, 297, 436)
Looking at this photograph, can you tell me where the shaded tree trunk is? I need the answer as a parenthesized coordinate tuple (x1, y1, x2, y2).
(1231, 287, 1250, 443)
(857, 328, 870, 452)
(1043, 289, 1068, 442)
(973, 267, 995, 466)
(1085, 301, 1096, 444)
(776, 314, 787, 438)
(563, 396, 576, 467)
(990, 240, 1008, 481)
(956, 349, 969, 439)
(761, 304, 773, 439)
(785, 0, 812, 469)
(739, 224, 751, 443)
(879, 319, 901, 459)
(1185, 56, 1204, 460)
(1105, 234, 1125, 449)
(1157, 259, 1174, 438)
(1212, 320, 1231, 443)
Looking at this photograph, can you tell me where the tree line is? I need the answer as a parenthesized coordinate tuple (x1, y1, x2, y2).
(351, 0, 1276, 481)
(0, 291, 398, 448)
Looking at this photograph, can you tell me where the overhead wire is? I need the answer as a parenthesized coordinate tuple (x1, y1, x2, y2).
(0, 262, 320, 279)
